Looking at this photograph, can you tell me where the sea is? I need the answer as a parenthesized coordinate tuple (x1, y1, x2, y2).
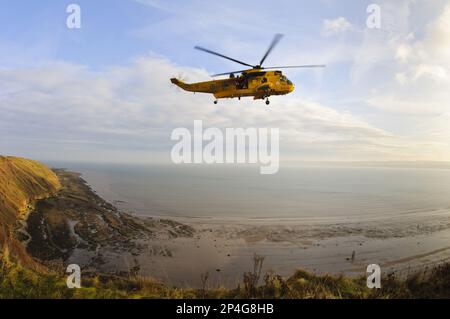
(44, 162, 450, 222)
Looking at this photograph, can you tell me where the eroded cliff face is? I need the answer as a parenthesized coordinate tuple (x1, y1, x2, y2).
(26, 169, 195, 268)
(0, 156, 195, 273)
(0, 156, 61, 264)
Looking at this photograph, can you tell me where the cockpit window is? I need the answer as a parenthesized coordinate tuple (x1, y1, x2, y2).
(280, 75, 287, 82)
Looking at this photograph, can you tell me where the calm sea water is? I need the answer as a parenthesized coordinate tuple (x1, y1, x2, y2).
(46, 163, 450, 221)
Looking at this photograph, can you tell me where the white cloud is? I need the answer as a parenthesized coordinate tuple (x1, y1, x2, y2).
(395, 43, 413, 63)
(321, 0, 444, 158)
(367, 96, 447, 115)
(395, 73, 407, 85)
(413, 64, 448, 82)
(424, 3, 450, 59)
(322, 17, 353, 37)
(390, 4, 450, 84)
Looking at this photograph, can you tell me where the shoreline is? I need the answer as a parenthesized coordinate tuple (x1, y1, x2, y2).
(130, 223, 450, 288)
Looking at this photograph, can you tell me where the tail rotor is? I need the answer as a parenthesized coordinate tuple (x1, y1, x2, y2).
(171, 72, 189, 92)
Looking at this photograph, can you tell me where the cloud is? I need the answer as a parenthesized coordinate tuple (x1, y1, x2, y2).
(424, 3, 450, 59)
(395, 43, 413, 63)
(366, 1, 450, 118)
(1, 54, 418, 163)
(391, 4, 450, 84)
(322, 17, 353, 37)
(349, 0, 415, 83)
(367, 96, 447, 115)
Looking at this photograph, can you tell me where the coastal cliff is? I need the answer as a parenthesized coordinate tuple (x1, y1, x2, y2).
(0, 156, 61, 264)
(0, 156, 196, 298)
(1, 155, 194, 272)
(25, 169, 194, 266)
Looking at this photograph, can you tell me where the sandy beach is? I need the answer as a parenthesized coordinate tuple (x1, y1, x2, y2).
(93, 208, 450, 288)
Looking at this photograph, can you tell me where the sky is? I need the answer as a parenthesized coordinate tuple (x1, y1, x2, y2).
(0, 0, 449, 164)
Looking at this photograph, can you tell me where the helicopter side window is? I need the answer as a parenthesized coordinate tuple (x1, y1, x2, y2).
(262, 77, 268, 83)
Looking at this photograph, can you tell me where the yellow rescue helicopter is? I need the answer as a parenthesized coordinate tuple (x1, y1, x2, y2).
(170, 34, 325, 105)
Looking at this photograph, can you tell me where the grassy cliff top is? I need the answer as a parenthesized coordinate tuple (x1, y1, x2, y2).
(0, 156, 61, 225)
(0, 156, 61, 263)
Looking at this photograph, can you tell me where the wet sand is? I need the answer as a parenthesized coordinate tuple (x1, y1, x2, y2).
(96, 210, 450, 288)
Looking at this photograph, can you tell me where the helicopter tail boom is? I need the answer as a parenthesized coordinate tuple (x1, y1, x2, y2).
(170, 78, 216, 93)
(170, 78, 192, 91)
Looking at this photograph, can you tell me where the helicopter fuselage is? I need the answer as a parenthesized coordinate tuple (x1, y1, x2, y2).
(171, 69, 294, 100)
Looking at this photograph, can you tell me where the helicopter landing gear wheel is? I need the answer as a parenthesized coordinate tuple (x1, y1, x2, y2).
(214, 100, 218, 105)
(265, 98, 270, 105)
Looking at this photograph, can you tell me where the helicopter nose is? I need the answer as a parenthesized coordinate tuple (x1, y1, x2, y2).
(289, 84, 295, 93)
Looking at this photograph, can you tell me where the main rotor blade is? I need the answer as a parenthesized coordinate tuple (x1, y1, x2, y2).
(212, 65, 326, 76)
(194, 46, 254, 68)
(212, 69, 251, 77)
(263, 65, 326, 69)
(259, 33, 284, 66)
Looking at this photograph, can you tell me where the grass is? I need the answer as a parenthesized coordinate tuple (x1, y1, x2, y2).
(0, 156, 61, 223)
(2, 247, 450, 299)
(0, 156, 61, 265)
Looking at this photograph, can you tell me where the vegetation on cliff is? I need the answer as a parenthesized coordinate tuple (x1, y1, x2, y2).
(0, 156, 61, 267)
(0, 156, 60, 223)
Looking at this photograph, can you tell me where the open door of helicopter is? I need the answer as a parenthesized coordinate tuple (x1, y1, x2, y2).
(236, 75, 248, 90)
